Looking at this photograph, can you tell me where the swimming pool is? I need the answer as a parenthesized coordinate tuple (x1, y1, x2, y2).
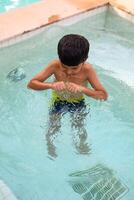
(0, 0, 41, 13)
(0, 6, 134, 200)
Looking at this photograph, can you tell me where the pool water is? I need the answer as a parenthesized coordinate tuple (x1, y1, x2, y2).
(0, 7, 134, 200)
(0, 0, 41, 13)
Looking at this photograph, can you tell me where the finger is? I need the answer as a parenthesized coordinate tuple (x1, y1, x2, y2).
(59, 85, 64, 91)
(68, 86, 73, 92)
(61, 84, 66, 90)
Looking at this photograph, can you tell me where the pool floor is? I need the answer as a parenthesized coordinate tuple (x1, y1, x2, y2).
(0, 7, 134, 200)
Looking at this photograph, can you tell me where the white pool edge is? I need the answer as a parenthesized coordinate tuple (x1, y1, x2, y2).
(0, 6, 108, 49)
(0, 5, 134, 50)
(0, 180, 17, 200)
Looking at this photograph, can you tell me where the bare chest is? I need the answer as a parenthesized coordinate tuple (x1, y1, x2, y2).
(54, 70, 87, 85)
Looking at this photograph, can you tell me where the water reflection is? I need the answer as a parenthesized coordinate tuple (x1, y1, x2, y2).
(45, 101, 91, 159)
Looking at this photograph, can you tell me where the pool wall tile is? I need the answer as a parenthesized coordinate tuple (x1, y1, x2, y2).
(0, 5, 108, 49)
(110, 0, 134, 15)
(0, 0, 134, 48)
(0, 0, 108, 43)
(57, 6, 107, 27)
(112, 7, 134, 23)
(105, 6, 134, 41)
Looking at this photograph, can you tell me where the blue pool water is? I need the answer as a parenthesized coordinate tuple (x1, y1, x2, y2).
(0, 7, 134, 200)
(0, 0, 41, 13)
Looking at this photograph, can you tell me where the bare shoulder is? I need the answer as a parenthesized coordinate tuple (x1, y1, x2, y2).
(46, 59, 60, 71)
(84, 62, 94, 72)
(51, 59, 60, 66)
(83, 62, 100, 83)
(83, 62, 95, 77)
(41, 59, 60, 75)
(30, 59, 60, 81)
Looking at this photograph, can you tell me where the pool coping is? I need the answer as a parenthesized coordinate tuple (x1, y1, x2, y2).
(0, 0, 134, 48)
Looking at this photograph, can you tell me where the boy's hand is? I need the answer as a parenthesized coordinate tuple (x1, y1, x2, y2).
(51, 81, 66, 91)
(93, 91, 107, 100)
(66, 82, 83, 93)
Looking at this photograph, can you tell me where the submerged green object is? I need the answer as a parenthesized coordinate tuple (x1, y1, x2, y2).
(69, 164, 129, 200)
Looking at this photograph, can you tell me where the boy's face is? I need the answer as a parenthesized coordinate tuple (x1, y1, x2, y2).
(61, 63, 83, 76)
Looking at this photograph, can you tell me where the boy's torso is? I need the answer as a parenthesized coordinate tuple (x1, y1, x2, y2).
(53, 60, 89, 86)
(51, 60, 90, 102)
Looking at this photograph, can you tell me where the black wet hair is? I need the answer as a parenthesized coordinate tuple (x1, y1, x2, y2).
(57, 34, 90, 66)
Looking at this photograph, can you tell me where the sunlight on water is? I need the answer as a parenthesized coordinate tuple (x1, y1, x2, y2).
(0, 0, 41, 13)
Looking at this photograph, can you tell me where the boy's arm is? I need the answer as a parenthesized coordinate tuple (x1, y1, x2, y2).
(27, 60, 57, 90)
(82, 64, 108, 100)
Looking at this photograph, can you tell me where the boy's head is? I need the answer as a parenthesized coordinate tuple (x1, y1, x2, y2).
(58, 34, 89, 67)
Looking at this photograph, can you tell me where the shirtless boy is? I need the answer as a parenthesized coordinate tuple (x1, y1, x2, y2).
(27, 34, 108, 158)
